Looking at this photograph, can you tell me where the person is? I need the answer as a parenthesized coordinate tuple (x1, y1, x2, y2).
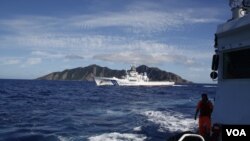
(195, 93, 213, 138)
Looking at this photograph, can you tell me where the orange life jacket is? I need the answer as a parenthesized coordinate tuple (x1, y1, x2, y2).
(199, 101, 212, 117)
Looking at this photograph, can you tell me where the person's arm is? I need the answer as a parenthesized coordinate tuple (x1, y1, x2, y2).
(195, 102, 200, 120)
(195, 108, 199, 120)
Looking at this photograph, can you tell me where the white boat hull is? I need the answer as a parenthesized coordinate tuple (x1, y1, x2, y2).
(94, 77, 115, 86)
(94, 77, 175, 86)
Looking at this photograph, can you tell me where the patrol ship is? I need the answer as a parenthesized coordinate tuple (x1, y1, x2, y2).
(94, 66, 175, 86)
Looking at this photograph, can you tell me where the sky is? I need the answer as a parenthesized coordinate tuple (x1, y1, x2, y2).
(0, 0, 231, 83)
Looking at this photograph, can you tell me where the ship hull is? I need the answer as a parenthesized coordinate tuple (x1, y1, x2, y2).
(94, 77, 115, 86)
(94, 77, 175, 86)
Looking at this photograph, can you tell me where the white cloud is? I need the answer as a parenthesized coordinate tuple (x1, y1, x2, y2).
(71, 8, 222, 33)
(0, 1, 220, 83)
(0, 57, 23, 65)
(93, 51, 200, 67)
(31, 51, 84, 60)
(31, 51, 64, 58)
(65, 55, 84, 60)
(189, 67, 207, 72)
(89, 38, 211, 67)
(4, 59, 21, 65)
(26, 58, 42, 65)
(0, 3, 222, 54)
(0, 57, 42, 66)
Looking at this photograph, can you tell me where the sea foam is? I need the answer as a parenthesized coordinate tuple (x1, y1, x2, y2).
(88, 132, 147, 141)
(142, 110, 197, 132)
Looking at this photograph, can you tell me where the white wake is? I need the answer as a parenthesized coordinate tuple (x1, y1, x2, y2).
(88, 132, 147, 141)
(142, 110, 197, 132)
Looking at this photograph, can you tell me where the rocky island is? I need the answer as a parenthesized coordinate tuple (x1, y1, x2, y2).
(37, 64, 190, 83)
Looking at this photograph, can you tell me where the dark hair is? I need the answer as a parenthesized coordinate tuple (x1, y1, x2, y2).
(202, 93, 208, 101)
(202, 93, 207, 97)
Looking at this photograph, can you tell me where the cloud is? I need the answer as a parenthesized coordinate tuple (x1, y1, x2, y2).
(72, 8, 222, 33)
(189, 67, 208, 72)
(0, 0, 219, 82)
(0, 57, 43, 66)
(0, 57, 23, 65)
(89, 38, 211, 67)
(0, 2, 223, 38)
(31, 51, 84, 61)
(93, 51, 199, 67)
(65, 55, 84, 60)
(93, 52, 153, 64)
(31, 51, 64, 58)
(0, 2, 223, 53)
(26, 58, 42, 65)
(4, 59, 21, 65)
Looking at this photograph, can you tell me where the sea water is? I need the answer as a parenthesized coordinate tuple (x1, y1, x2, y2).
(0, 79, 217, 141)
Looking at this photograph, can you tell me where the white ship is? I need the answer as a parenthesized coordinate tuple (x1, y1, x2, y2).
(94, 66, 175, 86)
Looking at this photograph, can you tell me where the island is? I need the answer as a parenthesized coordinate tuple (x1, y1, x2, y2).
(37, 64, 190, 83)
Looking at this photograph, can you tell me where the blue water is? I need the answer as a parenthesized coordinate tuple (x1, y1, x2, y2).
(0, 79, 217, 141)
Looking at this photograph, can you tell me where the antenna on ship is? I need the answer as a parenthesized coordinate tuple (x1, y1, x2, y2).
(229, 0, 250, 19)
(243, 0, 250, 14)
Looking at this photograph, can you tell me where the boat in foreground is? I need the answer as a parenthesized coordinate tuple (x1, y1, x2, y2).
(170, 0, 250, 141)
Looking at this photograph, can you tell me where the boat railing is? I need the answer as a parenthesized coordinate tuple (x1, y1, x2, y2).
(178, 134, 205, 141)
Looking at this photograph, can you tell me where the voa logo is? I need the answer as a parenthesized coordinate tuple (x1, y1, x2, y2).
(226, 129, 246, 136)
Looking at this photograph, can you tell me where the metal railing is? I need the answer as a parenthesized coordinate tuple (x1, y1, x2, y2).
(178, 134, 205, 141)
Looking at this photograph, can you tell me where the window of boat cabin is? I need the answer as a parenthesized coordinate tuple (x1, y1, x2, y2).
(223, 48, 250, 79)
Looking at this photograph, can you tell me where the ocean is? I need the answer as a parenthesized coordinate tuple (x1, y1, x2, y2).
(0, 79, 217, 141)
